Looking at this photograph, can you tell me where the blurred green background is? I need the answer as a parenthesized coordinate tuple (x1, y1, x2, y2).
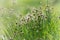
(0, 0, 60, 40)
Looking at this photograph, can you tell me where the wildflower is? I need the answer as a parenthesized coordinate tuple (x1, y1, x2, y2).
(28, 14, 32, 18)
(27, 17, 30, 22)
(35, 9, 38, 13)
(45, 5, 50, 12)
(40, 14, 44, 17)
(39, 14, 44, 19)
(25, 14, 31, 22)
(31, 7, 37, 13)
(33, 13, 36, 16)
(40, 11, 42, 14)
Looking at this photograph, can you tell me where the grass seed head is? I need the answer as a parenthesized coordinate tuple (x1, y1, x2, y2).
(33, 13, 36, 16)
(39, 11, 42, 14)
(31, 7, 37, 13)
(45, 5, 50, 12)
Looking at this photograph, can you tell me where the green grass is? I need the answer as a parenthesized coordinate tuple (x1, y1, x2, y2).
(0, 0, 60, 40)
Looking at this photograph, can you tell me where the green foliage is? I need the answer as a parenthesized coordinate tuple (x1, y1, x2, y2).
(0, 0, 60, 40)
